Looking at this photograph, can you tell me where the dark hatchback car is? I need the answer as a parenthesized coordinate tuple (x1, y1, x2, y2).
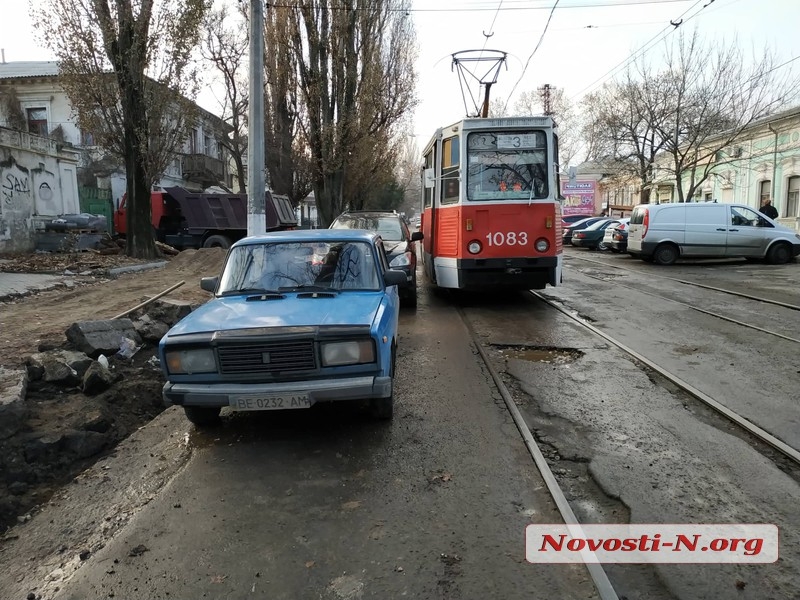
(571, 219, 620, 250)
(562, 216, 606, 245)
(329, 211, 423, 307)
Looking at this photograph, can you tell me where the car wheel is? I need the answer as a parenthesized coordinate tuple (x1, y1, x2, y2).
(403, 273, 418, 309)
(202, 235, 232, 249)
(653, 244, 678, 266)
(370, 345, 395, 420)
(597, 241, 608, 251)
(766, 242, 792, 265)
(184, 406, 222, 426)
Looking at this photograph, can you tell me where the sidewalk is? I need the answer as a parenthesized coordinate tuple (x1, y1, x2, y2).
(0, 261, 167, 302)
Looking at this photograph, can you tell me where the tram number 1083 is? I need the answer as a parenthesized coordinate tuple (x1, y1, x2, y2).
(486, 231, 529, 246)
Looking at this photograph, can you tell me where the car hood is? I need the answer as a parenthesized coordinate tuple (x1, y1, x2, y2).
(383, 240, 406, 256)
(164, 293, 382, 337)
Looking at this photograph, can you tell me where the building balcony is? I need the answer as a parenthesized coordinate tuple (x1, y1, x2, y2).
(181, 153, 224, 186)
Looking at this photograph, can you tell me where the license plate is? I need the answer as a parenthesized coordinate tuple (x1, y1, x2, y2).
(230, 394, 311, 411)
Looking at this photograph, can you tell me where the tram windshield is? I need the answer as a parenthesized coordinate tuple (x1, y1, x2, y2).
(466, 130, 548, 201)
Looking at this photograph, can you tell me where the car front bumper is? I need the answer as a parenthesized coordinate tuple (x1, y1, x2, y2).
(163, 375, 393, 407)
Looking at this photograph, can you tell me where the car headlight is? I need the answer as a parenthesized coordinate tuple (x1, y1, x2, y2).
(165, 348, 217, 374)
(321, 340, 375, 366)
(389, 251, 412, 268)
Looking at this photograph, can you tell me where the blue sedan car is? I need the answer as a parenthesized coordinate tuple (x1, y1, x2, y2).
(159, 229, 406, 426)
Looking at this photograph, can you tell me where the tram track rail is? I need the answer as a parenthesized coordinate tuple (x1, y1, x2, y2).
(528, 291, 800, 466)
(457, 305, 620, 600)
(571, 268, 800, 345)
(456, 283, 800, 600)
(565, 253, 800, 311)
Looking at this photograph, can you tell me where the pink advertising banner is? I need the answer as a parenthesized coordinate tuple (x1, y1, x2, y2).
(560, 180, 596, 217)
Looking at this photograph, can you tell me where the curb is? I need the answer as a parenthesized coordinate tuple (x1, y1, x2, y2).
(108, 261, 168, 277)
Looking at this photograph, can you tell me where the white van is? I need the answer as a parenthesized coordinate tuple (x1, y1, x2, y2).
(627, 202, 800, 265)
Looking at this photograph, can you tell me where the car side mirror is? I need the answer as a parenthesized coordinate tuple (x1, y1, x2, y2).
(384, 269, 407, 287)
(200, 276, 219, 293)
(411, 231, 424, 242)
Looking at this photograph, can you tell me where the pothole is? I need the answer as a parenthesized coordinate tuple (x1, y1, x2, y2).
(492, 344, 584, 364)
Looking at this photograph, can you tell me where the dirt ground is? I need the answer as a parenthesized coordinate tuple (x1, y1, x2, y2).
(0, 248, 226, 534)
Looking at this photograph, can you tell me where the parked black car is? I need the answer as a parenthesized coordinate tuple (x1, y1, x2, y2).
(571, 219, 620, 250)
(329, 211, 423, 307)
(562, 217, 606, 245)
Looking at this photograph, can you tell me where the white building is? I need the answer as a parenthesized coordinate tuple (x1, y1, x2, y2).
(0, 61, 231, 216)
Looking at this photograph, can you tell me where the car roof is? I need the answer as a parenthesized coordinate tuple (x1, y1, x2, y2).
(333, 211, 403, 220)
(233, 228, 379, 247)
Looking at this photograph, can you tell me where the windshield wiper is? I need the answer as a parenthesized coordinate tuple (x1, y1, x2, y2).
(220, 287, 284, 297)
(279, 284, 339, 293)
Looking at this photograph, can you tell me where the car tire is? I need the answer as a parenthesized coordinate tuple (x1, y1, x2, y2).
(403, 273, 418, 309)
(184, 406, 222, 426)
(653, 244, 678, 266)
(597, 241, 608, 251)
(202, 235, 232, 249)
(766, 242, 792, 265)
(370, 345, 395, 420)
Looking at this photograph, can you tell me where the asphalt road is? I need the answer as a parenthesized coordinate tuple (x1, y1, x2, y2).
(4, 249, 800, 600)
(45, 283, 597, 600)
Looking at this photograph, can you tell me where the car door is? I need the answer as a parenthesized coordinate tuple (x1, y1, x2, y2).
(683, 204, 727, 257)
(725, 206, 768, 257)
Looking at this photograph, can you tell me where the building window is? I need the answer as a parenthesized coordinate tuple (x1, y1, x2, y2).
(189, 128, 200, 153)
(204, 135, 216, 158)
(26, 107, 48, 136)
(787, 176, 800, 218)
(760, 180, 771, 204)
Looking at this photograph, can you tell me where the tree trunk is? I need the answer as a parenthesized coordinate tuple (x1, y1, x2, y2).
(121, 79, 158, 259)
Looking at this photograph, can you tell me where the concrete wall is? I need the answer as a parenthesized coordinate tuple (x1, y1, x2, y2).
(0, 127, 80, 253)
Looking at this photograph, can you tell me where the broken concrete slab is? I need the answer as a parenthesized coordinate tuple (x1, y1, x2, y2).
(82, 362, 120, 396)
(0, 367, 29, 440)
(65, 319, 142, 359)
(27, 350, 94, 382)
(133, 314, 170, 344)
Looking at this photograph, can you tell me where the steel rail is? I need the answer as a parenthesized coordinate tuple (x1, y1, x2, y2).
(530, 291, 800, 466)
(457, 306, 620, 600)
(574, 270, 800, 345)
(565, 254, 800, 311)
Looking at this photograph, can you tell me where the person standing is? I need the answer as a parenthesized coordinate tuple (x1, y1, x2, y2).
(760, 198, 779, 219)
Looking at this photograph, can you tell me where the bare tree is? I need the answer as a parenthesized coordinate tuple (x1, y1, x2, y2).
(33, 0, 208, 258)
(269, 0, 417, 226)
(263, 5, 314, 206)
(202, 4, 248, 193)
(655, 30, 796, 202)
(583, 29, 798, 204)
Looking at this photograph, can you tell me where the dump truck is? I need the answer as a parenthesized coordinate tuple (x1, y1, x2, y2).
(113, 187, 298, 249)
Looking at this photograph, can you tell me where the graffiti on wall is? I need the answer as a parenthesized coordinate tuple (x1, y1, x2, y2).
(0, 156, 34, 244)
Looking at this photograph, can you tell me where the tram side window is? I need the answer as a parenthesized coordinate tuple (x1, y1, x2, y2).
(423, 150, 435, 208)
(441, 136, 460, 205)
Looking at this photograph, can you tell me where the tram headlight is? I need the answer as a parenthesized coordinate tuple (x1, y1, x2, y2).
(467, 240, 482, 255)
(535, 238, 550, 252)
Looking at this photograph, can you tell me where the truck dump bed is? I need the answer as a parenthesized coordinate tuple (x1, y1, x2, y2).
(164, 187, 297, 232)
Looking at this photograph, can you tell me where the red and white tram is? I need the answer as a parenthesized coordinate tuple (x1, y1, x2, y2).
(419, 116, 563, 290)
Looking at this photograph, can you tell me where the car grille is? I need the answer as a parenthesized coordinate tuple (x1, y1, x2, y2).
(217, 340, 316, 374)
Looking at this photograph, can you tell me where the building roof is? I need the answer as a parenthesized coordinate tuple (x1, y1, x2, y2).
(0, 61, 60, 80)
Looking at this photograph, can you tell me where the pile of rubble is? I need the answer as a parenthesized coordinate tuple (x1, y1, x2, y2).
(0, 297, 195, 534)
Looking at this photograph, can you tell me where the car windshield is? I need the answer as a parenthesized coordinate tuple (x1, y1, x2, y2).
(586, 219, 616, 230)
(331, 215, 405, 241)
(217, 241, 381, 294)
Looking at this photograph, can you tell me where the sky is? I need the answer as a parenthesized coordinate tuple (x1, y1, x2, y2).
(3, 0, 800, 147)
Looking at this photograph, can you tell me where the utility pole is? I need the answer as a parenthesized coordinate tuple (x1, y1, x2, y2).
(539, 84, 554, 116)
(247, 0, 266, 235)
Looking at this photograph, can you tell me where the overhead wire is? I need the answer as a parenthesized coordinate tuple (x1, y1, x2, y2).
(502, 0, 561, 112)
(568, 0, 709, 100)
